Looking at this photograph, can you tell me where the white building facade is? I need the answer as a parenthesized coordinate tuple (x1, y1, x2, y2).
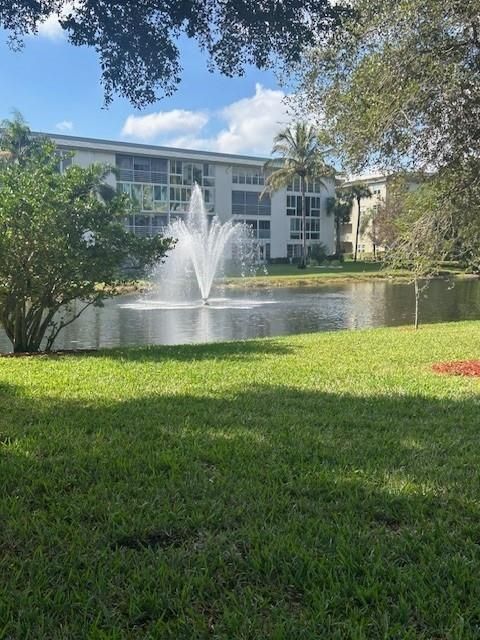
(50, 133, 336, 260)
(340, 173, 421, 256)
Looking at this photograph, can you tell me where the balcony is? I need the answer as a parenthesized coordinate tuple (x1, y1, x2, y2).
(117, 168, 168, 184)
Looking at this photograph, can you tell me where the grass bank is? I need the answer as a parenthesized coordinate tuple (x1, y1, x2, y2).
(225, 261, 469, 288)
(1, 322, 480, 638)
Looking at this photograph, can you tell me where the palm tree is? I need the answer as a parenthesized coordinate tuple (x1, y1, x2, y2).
(340, 183, 372, 261)
(327, 188, 352, 258)
(0, 111, 41, 164)
(263, 123, 333, 268)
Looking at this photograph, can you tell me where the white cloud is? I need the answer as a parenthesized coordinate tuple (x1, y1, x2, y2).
(56, 120, 74, 132)
(213, 83, 290, 155)
(37, 14, 65, 41)
(120, 84, 292, 156)
(35, 2, 77, 41)
(121, 110, 208, 141)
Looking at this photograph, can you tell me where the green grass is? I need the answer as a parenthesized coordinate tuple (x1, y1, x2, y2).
(225, 261, 468, 288)
(1, 323, 480, 638)
(259, 261, 384, 277)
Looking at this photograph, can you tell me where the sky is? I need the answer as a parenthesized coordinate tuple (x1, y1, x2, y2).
(0, 15, 295, 157)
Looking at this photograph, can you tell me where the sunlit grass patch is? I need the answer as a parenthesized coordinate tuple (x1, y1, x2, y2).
(1, 322, 480, 637)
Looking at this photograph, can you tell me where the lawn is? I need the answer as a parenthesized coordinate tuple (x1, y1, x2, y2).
(1, 322, 480, 638)
(258, 261, 384, 277)
(225, 261, 467, 288)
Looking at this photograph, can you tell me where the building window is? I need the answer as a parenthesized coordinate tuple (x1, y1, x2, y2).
(287, 244, 303, 258)
(57, 150, 73, 173)
(287, 177, 324, 193)
(290, 218, 302, 240)
(307, 218, 320, 240)
(116, 154, 168, 183)
(125, 213, 168, 236)
(169, 160, 215, 213)
(232, 167, 265, 186)
(258, 220, 270, 239)
(232, 190, 271, 216)
(238, 219, 271, 240)
(290, 218, 320, 240)
(287, 195, 321, 217)
(170, 186, 192, 213)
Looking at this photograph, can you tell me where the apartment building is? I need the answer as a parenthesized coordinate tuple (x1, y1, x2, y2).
(50, 133, 336, 260)
(340, 173, 421, 256)
(340, 174, 388, 256)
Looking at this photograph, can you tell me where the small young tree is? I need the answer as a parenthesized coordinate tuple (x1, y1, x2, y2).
(0, 119, 171, 352)
(384, 182, 452, 329)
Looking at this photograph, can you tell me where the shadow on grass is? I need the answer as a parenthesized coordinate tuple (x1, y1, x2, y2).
(22, 339, 295, 363)
(2, 383, 480, 637)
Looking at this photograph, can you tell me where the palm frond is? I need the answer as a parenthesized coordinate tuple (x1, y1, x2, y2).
(264, 121, 336, 194)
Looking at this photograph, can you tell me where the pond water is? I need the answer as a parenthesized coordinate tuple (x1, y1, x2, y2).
(1, 278, 479, 352)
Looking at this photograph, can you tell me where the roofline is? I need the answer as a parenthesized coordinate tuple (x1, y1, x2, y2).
(343, 170, 433, 186)
(34, 131, 270, 165)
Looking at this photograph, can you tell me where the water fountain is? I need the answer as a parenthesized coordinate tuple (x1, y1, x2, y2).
(152, 184, 257, 306)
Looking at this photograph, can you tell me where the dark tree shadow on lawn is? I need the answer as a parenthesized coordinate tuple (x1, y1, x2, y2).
(2, 383, 480, 637)
(22, 338, 296, 363)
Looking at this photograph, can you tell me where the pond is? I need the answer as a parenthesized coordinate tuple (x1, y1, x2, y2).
(1, 278, 479, 352)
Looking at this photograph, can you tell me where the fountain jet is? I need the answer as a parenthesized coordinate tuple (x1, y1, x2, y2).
(157, 184, 255, 304)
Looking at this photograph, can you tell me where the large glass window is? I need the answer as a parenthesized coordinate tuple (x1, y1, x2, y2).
(232, 167, 265, 186)
(169, 160, 215, 213)
(116, 154, 168, 183)
(290, 218, 302, 240)
(290, 218, 320, 240)
(286, 195, 321, 217)
(232, 191, 271, 216)
(287, 244, 303, 258)
(143, 185, 154, 211)
(235, 219, 270, 240)
(287, 177, 324, 193)
(259, 220, 271, 239)
(131, 184, 142, 209)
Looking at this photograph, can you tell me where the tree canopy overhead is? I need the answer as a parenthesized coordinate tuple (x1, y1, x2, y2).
(296, 0, 480, 173)
(0, 0, 347, 107)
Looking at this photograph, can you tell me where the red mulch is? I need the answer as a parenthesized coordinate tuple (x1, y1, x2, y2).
(432, 360, 480, 377)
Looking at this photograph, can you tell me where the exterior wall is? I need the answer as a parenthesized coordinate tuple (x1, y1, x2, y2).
(69, 149, 116, 187)
(50, 133, 336, 261)
(343, 179, 387, 256)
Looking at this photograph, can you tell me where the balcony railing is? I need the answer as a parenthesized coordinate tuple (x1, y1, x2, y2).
(126, 225, 168, 237)
(117, 168, 168, 184)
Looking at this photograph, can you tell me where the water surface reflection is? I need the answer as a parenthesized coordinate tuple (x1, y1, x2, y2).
(1, 279, 479, 352)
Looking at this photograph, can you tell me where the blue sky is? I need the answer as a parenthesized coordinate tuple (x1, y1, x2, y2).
(0, 19, 293, 156)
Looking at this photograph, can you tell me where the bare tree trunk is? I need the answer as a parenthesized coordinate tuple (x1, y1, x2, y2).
(300, 175, 307, 269)
(13, 300, 28, 353)
(354, 196, 361, 262)
(335, 215, 341, 258)
(414, 277, 419, 330)
(372, 210, 377, 260)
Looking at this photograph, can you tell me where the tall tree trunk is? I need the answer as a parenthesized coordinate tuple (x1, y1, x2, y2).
(335, 215, 341, 257)
(300, 175, 307, 269)
(13, 300, 28, 353)
(372, 209, 377, 260)
(354, 196, 361, 262)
